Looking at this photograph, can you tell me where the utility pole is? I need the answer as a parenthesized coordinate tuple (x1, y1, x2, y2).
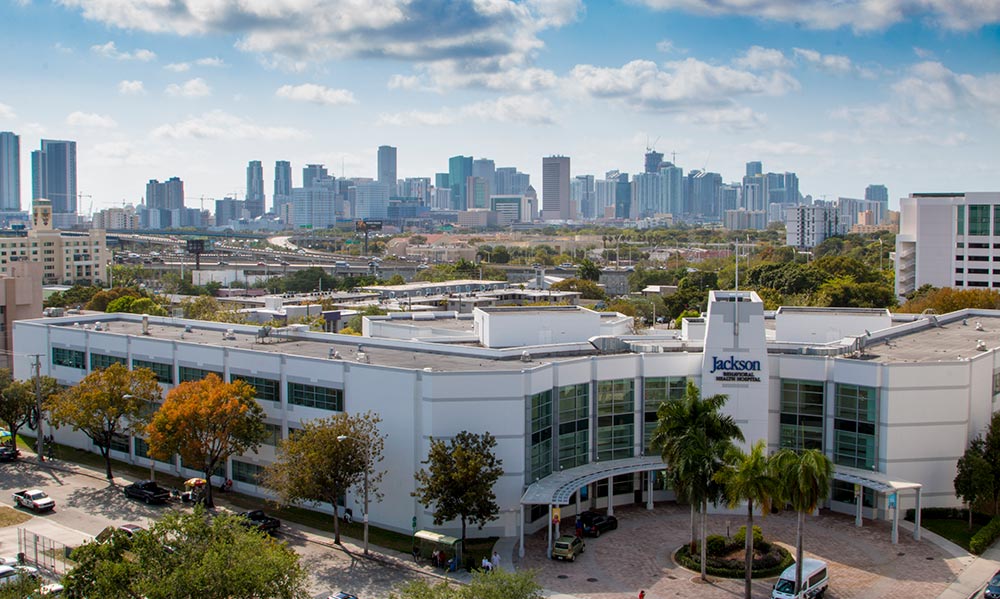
(31, 354, 45, 463)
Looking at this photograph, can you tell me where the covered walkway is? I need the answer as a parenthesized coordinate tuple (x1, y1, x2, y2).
(834, 465, 923, 544)
(519, 456, 666, 558)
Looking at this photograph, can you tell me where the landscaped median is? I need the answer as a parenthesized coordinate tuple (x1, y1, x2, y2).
(672, 525, 794, 579)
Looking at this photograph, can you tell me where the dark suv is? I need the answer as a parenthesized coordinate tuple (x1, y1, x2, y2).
(985, 569, 1000, 599)
(578, 510, 618, 537)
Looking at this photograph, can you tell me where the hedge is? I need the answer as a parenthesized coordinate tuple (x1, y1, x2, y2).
(675, 543, 794, 579)
(969, 516, 1000, 555)
(905, 507, 992, 526)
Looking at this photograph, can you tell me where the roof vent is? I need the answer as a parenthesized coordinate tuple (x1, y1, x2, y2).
(142, 314, 150, 335)
(976, 321, 984, 331)
(184, 325, 193, 333)
(357, 351, 370, 364)
(521, 350, 531, 362)
(223, 329, 236, 340)
(94, 322, 103, 331)
(328, 349, 341, 360)
(977, 340, 987, 351)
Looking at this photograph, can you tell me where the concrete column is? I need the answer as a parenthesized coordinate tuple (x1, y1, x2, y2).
(576, 489, 581, 515)
(646, 471, 654, 510)
(855, 486, 863, 527)
(519, 504, 525, 558)
(606, 477, 614, 516)
(546, 504, 553, 559)
(891, 494, 899, 544)
(914, 488, 922, 541)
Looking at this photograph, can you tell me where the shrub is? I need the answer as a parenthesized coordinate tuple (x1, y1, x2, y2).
(675, 543, 793, 579)
(705, 534, 728, 557)
(970, 516, 1000, 555)
(733, 525, 764, 548)
(905, 507, 992, 526)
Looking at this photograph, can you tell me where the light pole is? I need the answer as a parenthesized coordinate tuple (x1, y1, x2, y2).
(337, 434, 370, 555)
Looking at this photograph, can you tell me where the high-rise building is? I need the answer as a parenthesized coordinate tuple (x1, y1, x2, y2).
(274, 160, 292, 213)
(571, 175, 595, 219)
(215, 198, 247, 227)
(472, 158, 496, 197)
(31, 139, 77, 215)
(0, 132, 20, 212)
(495, 167, 529, 196)
(866, 184, 889, 223)
(785, 204, 846, 248)
(448, 156, 472, 212)
(644, 150, 664, 174)
(542, 156, 571, 220)
(377, 146, 397, 195)
(246, 160, 265, 218)
(302, 164, 328, 187)
(401, 177, 431, 204)
(613, 172, 631, 219)
(746, 161, 763, 177)
(685, 170, 723, 219)
(145, 177, 185, 211)
(466, 176, 488, 210)
(291, 184, 336, 229)
(354, 182, 390, 220)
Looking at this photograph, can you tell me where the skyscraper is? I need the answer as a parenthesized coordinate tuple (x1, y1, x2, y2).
(354, 182, 390, 220)
(495, 167, 529, 196)
(644, 150, 664, 174)
(746, 161, 763, 177)
(0, 132, 19, 212)
(571, 174, 595, 219)
(146, 178, 185, 211)
(866, 184, 889, 223)
(542, 155, 571, 220)
(274, 160, 292, 212)
(377, 146, 397, 195)
(303, 164, 328, 187)
(31, 139, 77, 215)
(448, 155, 472, 211)
(246, 160, 265, 218)
(472, 158, 496, 196)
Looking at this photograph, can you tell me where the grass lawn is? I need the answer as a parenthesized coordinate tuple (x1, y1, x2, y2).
(920, 517, 983, 551)
(0, 506, 32, 528)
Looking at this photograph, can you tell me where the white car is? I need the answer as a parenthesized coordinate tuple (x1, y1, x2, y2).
(0, 564, 39, 586)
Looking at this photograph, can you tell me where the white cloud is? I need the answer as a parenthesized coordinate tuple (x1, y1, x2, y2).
(792, 48, 853, 74)
(53, 42, 74, 54)
(893, 61, 1000, 116)
(733, 46, 791, 71)
(91, 141, 158, 166)
(678, 106, 767, 131)
(90, 41, 155, 61)
(0, 103, 14, 119)
(166, 57, 226, 72)
(631, 0, 1000, 32)
(166, 78, 211, 98)
(378, 95, 554, 126)
(165, 62, 191, 72)
(275, 84, 356, 106)
(656, 39, 684, 54)
(745, 140, 816, 156)
(150, 110, 307, 140)
(387, 74, 424, 91)
(568, 58, 799, 112)
(913, 46, 935, 59)
(117, 80, 145, 95)
(66, 111, 117, 128)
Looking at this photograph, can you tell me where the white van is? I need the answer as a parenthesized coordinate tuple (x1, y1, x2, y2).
(771, 558, 828, 599)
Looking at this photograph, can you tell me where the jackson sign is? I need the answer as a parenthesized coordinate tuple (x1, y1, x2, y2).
(709, 355, 762, 383)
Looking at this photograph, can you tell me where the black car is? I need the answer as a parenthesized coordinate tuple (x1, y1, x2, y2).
(123, 480, 171, 504)
(0, 446, 18, 462)
(985, 569, 1000, 599)
(238, 510, 280, 534)
(577, 510, 618, 537)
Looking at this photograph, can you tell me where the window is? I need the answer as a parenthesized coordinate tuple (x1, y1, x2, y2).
(232, 460, 265, 485)
(969, 205, 991, 236)
(89, 353, 126, 371)
(179, 366, 222, 383)
(233, 375, 279, 403)
(181, 457, 225, 478)
(596, 379, 634, 461)
(557, 383, 589, 470)
(969, 255, 989, 261)
(528, 390, 553, 481)
(52, 347, 85, 369)
(994, 371, 1000, 395)
(134, 437, 173, 464)
(957, 205, 965, 235)
(956, 268, 965, 274)
(133, 359, 174, 384)
(261, 423, 282, 447)
(288, 382, 342, 410)
(108, 433, 130, 454)
(969, 242, 991, 249)
(643, 377, 686, 450)
(779, 379, 824, 451)
(833, 384, 877, 470)
(969, 268, 988, 274)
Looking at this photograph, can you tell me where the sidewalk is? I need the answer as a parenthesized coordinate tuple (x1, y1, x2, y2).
(936, 543, 1000, 599)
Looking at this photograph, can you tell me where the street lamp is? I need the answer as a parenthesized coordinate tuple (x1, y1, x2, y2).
(337, 434, 370, 555)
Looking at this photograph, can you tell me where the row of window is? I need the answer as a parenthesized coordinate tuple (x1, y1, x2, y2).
(955, 204, 1000, 237)
(110, 435, 265, 484)
(779, 380, 878, 472)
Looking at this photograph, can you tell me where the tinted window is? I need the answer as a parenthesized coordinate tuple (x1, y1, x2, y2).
(774, 579, 794, 593)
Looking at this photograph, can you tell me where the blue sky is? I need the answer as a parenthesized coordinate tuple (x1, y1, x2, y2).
(0, 0, 998, 213)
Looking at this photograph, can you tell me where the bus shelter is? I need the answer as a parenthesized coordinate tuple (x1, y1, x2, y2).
(414, 529, 462, 571)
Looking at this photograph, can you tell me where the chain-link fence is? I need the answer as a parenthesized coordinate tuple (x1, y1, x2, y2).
(17, 527, 76, 576)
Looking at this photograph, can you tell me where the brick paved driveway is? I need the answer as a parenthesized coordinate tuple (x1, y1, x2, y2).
(517, 504, 964, 599)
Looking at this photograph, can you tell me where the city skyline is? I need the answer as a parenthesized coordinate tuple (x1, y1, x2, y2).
(0, 1, 997, 213)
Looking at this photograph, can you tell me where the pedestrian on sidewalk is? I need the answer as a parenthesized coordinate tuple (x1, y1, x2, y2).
(638, 591, 645, 599)
(491, 550, 500, 570)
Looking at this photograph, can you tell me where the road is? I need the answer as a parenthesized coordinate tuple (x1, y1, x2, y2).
(0, 457, 435, 598)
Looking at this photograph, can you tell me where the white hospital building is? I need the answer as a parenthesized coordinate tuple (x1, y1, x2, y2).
(13, 292, 999, 546)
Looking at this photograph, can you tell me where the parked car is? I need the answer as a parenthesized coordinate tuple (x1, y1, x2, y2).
(238, 510, 280, 534)
(39, 582, 65, 595)
(0, 564, 39, 586)
(123, 480, 170, 504)
(578, 510, 618, 537)
(985, 570, 1000, 599)
(0, 446, 18, 462)
(329, 593, 358, 599)
(96, 524, 145, 544)
(12, 489, 55, 512)
(550, 535, 585, 561)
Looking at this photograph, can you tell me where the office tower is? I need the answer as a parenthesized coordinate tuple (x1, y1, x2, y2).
(571, 175, 595, 219)
(542, 155, 571, 220)
(31, 139, 77, 215)
(0, 132, 19, 212)
(596, 175, 617, 219)
(435, 173, 449, 190)
(215, 198, 247, 227)
(718, 184, 740, 214)
(448, 156, 472, 211)
(785, 204, 845, 248)
(644, 150, 664, 174)
(614, 172, 631, 219)
(401, 177, 431, 204)
(354, 182, 390, 220)
(291, 184, 336, 229)
(466, 176, 488, 209)
(495, 167, 529, 196)
(490, 195, 523, 226)
(274, 160, 292, 213)
(472, 158, 496, 196)
(835, 196, 883, 229)
(303, 164, 328, 187)
(523, 185, 538, 221)
(245, 160, 265, 218)
(866, 184, 889, 223)
(145, 177, 185, 211)
(686, 170, 722, 219)
(746, 161, 762, 177)
(377, 145, 397, 195)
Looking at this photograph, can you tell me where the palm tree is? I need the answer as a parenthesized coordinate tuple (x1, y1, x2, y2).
(715, 440, 780, 599)
(650, 381, 744, 581)
(774, 448, 834, 596)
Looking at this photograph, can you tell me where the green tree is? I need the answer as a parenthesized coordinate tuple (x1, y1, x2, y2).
(62, 506, 309, 599)
(413, 431, 504, 548)
(714, 440, 780, 599)
(46, 363, 161, 479)
(773, 448, 834, 596)
(650, 381, 743, 581)
(955, 413, 1000, 515)
(0, 368, 58, 447)
(262, 412, 385, 545)
(954, 447, 994, 529)
(391, 569, 542, 599)
(85, 287, 146, 311)
(549, 277, 607, 300)
(146, 374, 267, 508)
(576, 258, 601, 282)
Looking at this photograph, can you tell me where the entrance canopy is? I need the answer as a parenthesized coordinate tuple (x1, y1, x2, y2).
(520, 455, 665, 506)
(833, 465, 922, 494)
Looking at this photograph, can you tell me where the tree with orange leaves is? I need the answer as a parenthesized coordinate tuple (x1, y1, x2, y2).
(146, 374, 267, 507)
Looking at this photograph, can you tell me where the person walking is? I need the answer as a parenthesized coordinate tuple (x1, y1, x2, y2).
(638, 591, 646, 599)
(491, 550, 501, 571)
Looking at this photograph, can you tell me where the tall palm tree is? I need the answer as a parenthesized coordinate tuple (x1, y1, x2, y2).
(650, 381, 744, 580)
(774, 448, 834, 596)
(715, 440, 780, 599)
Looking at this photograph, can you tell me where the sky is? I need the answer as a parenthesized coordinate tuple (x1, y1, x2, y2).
(0, 0, 998, 214)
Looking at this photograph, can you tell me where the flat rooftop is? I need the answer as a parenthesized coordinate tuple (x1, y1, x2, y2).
(855, 314, 1000, 364)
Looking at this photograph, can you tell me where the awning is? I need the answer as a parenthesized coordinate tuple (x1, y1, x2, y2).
(414, 530, 460, 547)
(833, 465, 922, 494)
(520, 455, 666, 506)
